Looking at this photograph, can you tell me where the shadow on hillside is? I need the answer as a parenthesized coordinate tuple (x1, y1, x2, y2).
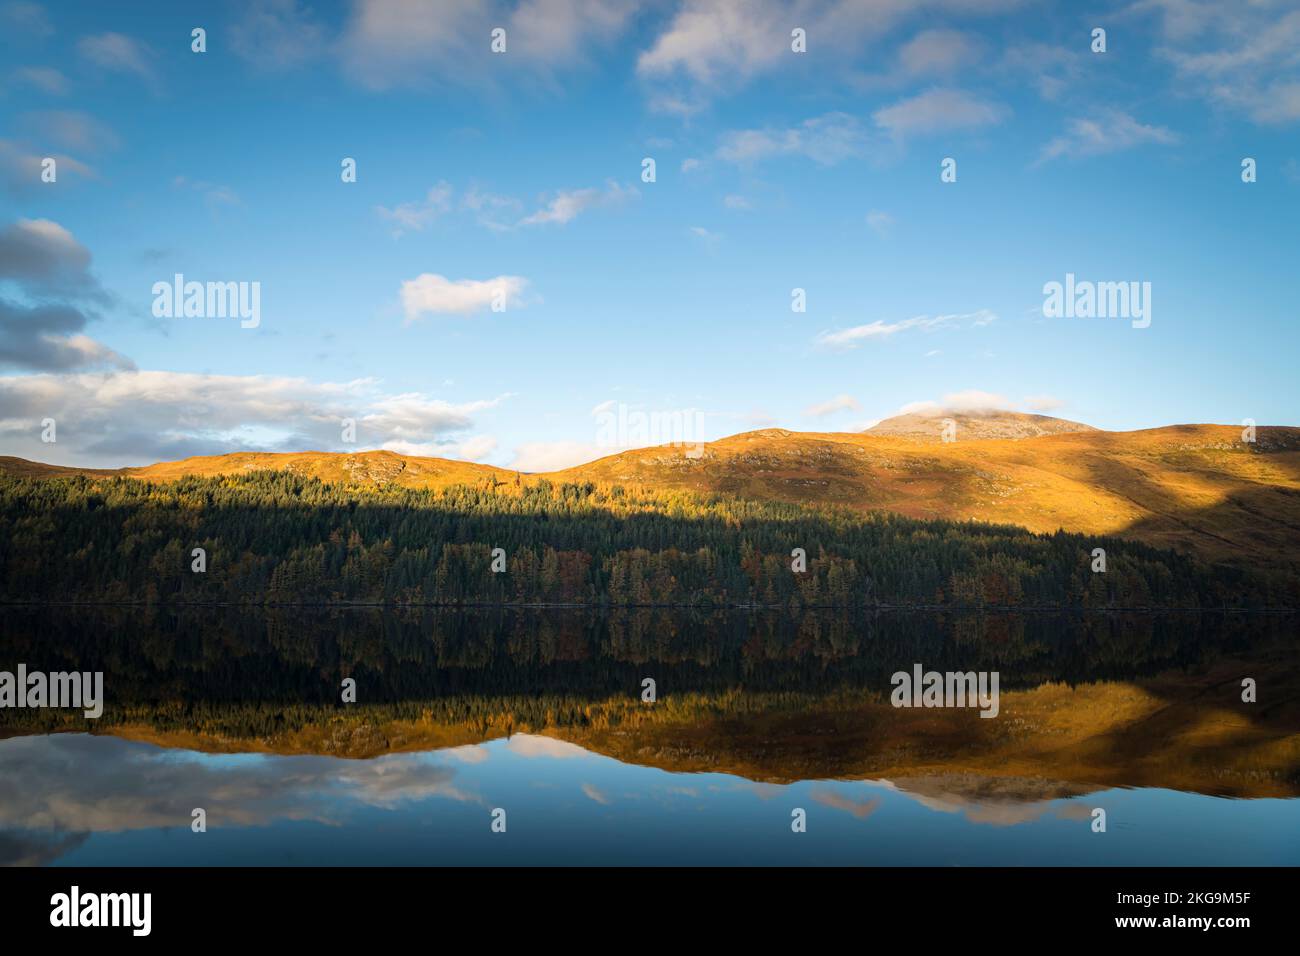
(1116, 477, 1300, 572)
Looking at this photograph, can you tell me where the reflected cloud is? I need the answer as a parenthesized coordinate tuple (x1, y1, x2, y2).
(443, 744, 490, 765)
(810, 786, 881, 820)
(505, 734, 589, 760)
(882, 774, 1098, 827)
(581, 783, 611, 805)
(0, 733, 474, 857)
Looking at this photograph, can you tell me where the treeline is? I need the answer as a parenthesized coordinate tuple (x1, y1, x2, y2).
(0, 471, 1294, 608)
(3, 604, 1291, 741)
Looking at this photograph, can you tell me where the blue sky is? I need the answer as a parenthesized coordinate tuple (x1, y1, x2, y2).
(1, 0, 1297, 469)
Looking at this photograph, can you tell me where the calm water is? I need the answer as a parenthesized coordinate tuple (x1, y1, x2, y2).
(1, 607, 1297, 866)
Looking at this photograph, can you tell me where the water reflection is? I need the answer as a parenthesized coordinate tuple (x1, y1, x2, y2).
(2, 733, 1297, 866)
(0, 607, 1296, 865)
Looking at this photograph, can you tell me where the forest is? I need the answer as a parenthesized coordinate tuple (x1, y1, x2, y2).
(1, 471, 1294, 609)
(1, 603, 1290, 740)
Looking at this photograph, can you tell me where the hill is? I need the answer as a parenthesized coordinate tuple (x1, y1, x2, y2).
(0, 449, 511, 491)
(866, 408, 1096, 442)
(5, 412, 1299, 572)
(554, 421, 1300, 571)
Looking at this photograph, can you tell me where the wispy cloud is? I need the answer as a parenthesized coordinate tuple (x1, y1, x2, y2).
(23, 111, 119, 153)
(77, 32, 156, 84)
(376, 182, 453, 236)
(637, 0, 1020, 107)
(717, 112, 869, 165)
(1038, 109, 1178, 163)
(1134, 2, 1300, 125)
(340, 0, 635, 90)
(519, 181, 636, 227)
(0, 140, 93, 195)
(12, 66, 69, 95)
(1, 1, 51, 37)
(815, 310, 995, 350)
(874, 87, 1007, 137)
(1022, 394, 1064, 412)
(804, 394, 861, 417)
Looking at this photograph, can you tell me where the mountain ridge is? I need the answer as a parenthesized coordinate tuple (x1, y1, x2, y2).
(5, 414, 1299, 571)
(865, 408, 1096, 442)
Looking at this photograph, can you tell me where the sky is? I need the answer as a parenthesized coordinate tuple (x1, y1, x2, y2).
(1, 0, 1297, 471)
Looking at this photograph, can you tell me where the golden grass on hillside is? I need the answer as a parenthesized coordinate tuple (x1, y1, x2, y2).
(5, 418, 1299, 571)
(90, 654, 1300, 800)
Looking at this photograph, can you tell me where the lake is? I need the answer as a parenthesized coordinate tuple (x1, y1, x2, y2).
(1, 606, 1296, 866)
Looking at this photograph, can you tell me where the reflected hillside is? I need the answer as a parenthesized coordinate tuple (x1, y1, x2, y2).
(2, 607, 1295, 799)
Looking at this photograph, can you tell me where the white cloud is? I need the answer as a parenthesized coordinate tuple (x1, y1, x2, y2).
(637, 0, 791, 85)
(897, 29, 982, 77)
(380, 181, 633, 234)
(1038, 110, 1179, 163)
(24, 110, 119, 153)
(453, 433, 500, 461)
(814, 310, 995, 350)
(688, 225, 722, 247)
(1022, 394, 1064, 412)
(461, 185, 523, 230)
(874, 88, 1007, 137)
(804, 394, 861, 417)
(1138, 3, 1300, 125)
(1, 2, 51, 37)
(508, 440, 608, 472)
(0, 140, 94, 195)
(376, 182, 453, 235)
(638, 0, 1021, 98)
(381, 434, 498, 461)
(361, 392, 510, 440)
(723, 194, 752, 210)
(340, 0, 490, 89)
(866, 210, 894, 237)
(646, 92, 707, 117)
(77, 32, 155, 83)
(942, 389, 1008, 411)
(507, 0, 636, 65)
(519, 181, 636, 226)
(816, 317, 941, 349)
(340, 0, 635, 90)
(13, 66, 69, 95)
(884, 390, 1010, 418)
(231, 0, 328, 70)
(897, 399, 941, 415)
(0, 369, 511, 467)
(716, 112, 869, 165)
(400, 274, 529, 321)
(996, 42, 1083, 101)
(172, 176, 242, 208)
